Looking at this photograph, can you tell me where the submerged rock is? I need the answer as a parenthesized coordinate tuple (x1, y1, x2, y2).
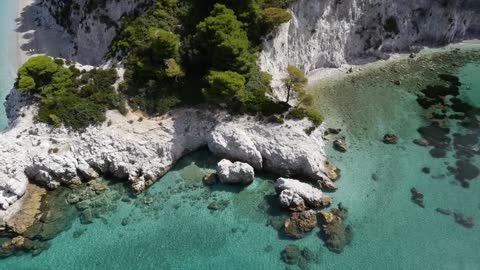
(318, 177, 337, 191)
(413, 138, 429, 147)
(435, 208, 452, 216)
(216, 159, 254, 185)
(207, 200, 229, 211)
(325, 128, 341, 135)
(80, 208, 93, 224)
(284, 210, 317, 239)
(453, 213, 475, 228)
(421, 167, 431, 174)
(275, 178, 325, 208)
(319, 204, 352, 254)
(410, 188, 425, 208)
(383, 134, 398, 144)
(202, 173, 217, 186)
(333, 138, 347, 152)
(281, 244, 301, 265)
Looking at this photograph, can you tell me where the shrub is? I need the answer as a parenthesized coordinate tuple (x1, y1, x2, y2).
(261, 7, 292, 29)
(286, 107, 324, 126)
(17, 56, 122, 129)
(203, 70, 246, 104)
(17, 56, 58, 92)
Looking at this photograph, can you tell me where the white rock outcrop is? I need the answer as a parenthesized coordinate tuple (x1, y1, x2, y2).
(260, 0, 480, 97)
(216, 159, 255, 185)
(0, 102, 334, 218)
(279, 189, 306, 210)
(275, 177, 325, 208)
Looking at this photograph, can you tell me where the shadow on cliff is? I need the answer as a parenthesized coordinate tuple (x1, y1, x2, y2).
(342, 0, 480, 65)
(15, 0, 73, 62)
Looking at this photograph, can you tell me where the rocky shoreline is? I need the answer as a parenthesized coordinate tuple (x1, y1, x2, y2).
(0, 96, 338, 229)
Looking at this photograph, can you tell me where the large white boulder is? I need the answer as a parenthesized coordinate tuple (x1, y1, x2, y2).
(216, 159, 255, 185)
(275, 177, 324, 208)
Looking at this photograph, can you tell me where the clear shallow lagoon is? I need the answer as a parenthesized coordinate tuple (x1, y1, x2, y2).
(0, 0, 17, 128)
(0, 1, 479, 267)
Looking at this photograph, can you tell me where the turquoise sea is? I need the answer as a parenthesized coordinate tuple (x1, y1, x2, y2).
(1, 1, 480, 269)
(0, 0, 17, 128)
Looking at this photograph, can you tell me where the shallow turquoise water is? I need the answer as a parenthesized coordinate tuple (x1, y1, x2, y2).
(0, 0, 479, 267)
(1, 61, 478, 269)
(0, 0, 17, 128)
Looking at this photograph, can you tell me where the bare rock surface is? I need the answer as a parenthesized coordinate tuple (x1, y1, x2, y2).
(216, 159, 255, 185)
(275, 178, 325, 208)
(260, 0, 480, 98)
(0, 104, 333, 224)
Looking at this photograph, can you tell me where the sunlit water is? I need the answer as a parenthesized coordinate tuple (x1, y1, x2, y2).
(0, 1, 479, 268)
(0, 0, 17, 128)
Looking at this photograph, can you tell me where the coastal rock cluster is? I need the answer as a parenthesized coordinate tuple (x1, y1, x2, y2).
(0, 103, 336, 225)
(273, 176, 353, 253)
(260, 0, 480, 94)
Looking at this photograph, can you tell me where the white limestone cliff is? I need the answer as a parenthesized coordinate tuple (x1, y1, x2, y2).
(259, 0, 480, 97)
(28, 0, 149, 65)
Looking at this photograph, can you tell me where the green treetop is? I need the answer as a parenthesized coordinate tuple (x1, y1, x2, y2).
(149, 28, 180, 61)
(282, 65, 308, 103)
(195, 4, 254, 75)
(17, 56, 58, 92)
(203, 70, 246, 104)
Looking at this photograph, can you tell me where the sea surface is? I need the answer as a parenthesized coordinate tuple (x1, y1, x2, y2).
(0, 0, 17, 128)
(1, 1, 480, 269)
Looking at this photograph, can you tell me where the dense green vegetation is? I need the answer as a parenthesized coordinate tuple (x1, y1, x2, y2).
(17, 56, 122, 129)
(22, 0, 323, 130)
(112, 0, 295, 115)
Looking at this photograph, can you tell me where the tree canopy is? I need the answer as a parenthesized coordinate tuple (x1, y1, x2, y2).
(17, 56, 58, 93)
(282, 65, 308, 103)
(16, 56, 122, 129)
(203, 70, 246, 103)
(195, 4, 255, 74)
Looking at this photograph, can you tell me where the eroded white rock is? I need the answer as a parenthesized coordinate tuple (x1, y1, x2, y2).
(216, 159, 255, 185)
(275, 177, 324, 208)
(0, 104, 332, 217)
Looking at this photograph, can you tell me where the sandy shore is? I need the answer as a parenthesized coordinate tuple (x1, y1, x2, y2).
(15, 0, 74, 67)
(307, 39, 480, 86)
(15, 0, 35, 66)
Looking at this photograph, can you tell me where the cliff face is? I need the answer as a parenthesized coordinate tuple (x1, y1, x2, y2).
(39, 0, 150, 65)
(260, 0, 480, 88)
